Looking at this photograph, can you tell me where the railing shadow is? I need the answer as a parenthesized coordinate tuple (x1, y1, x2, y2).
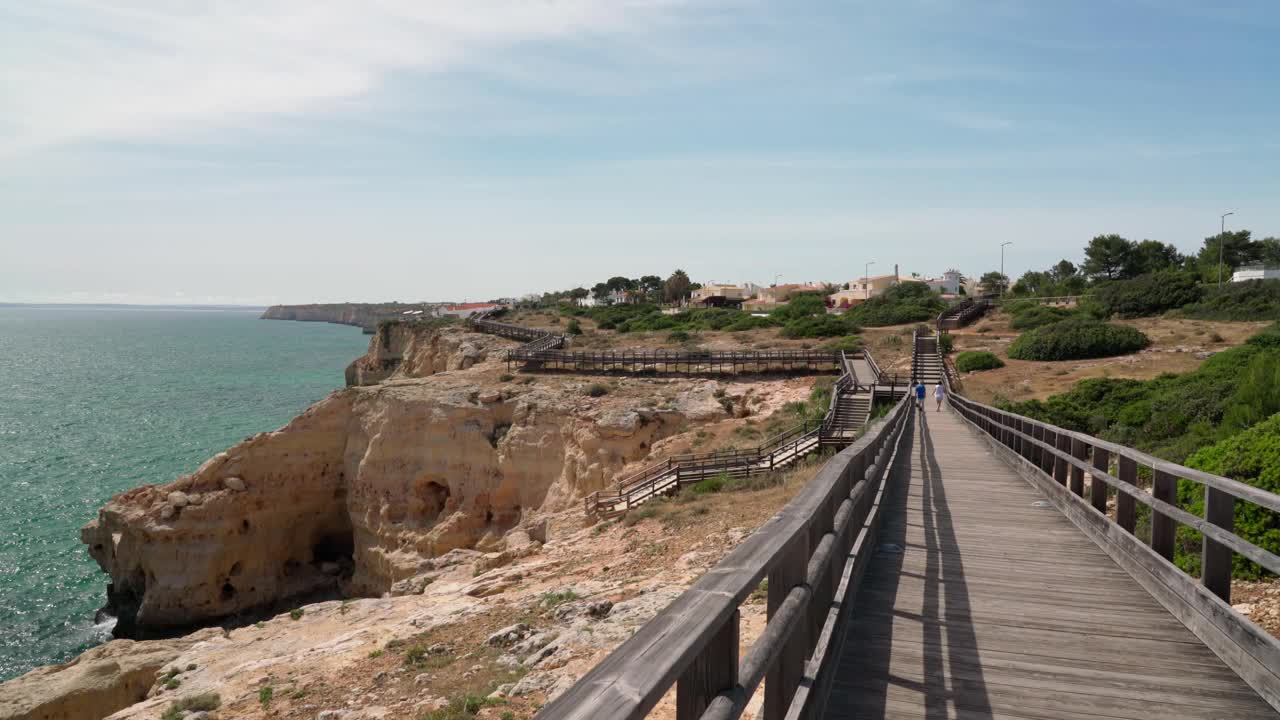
(825, 410, 993, 719)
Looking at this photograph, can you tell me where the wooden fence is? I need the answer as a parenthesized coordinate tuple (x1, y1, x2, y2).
(540, 392, 915, 720)
(936, 297, 991, 330)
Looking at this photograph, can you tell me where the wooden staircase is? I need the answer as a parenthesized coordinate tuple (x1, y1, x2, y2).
(826, 391, 871, 438)
(912, 334, 945, 385)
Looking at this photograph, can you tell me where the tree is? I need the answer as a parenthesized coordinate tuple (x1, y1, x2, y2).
(591, 282, 611, 304)
(1127, 240, 1183, 276)
(1011, 270, 1052, 296)
(1198, 230, 1260, 279)
(979, 271, 1010, 295)
(663, 269, 692, 303)
(1082, 234, 1135, 280)
(1050, 260, 1078, 284)
(638, 275, 663, 301)
(568, 287, 589, 302)
(1260, 237, 1280, 265)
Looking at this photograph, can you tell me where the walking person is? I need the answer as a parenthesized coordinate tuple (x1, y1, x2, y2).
(914, 381, 926, 411)
(934, 381, 946, 411)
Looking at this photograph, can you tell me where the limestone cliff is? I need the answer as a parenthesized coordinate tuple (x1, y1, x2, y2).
(260, 303, 438, 332)
(80, 329, 777, 635)
(344, 322, 505, 386)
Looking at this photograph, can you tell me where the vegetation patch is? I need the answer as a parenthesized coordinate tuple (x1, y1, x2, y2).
(1178, 279, 1280, 321)
(955, 351, 1004, 373)
(1093, 271, 1203, 319)
(845, 282, 946, 327)
(161, 694, 220, 720)
(584, 383, 609, 398)
(1006, 318, 1149, 361)
(1007, 304, 1078, 330)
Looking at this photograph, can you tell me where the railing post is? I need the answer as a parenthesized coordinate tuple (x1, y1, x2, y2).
(1090, 447, 1110, 515)
(1116, 454, 1137, 533)
(1070, 437, 1087, 497)
(1053, 432, 1070, 486)
(1202, 486, 1235, 603)
(1151, 469, 1177, 561)
(676, 610, 739, 720)
(765, 534, 809, 720)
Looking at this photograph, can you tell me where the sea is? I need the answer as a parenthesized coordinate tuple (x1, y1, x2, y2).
(0, 306, 369, 682)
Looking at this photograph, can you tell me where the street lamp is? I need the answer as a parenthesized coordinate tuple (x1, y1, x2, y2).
(1000, 242, 1013, 296)
(864, 261, 876, 300)
(1219, 212, 1235, 288)
(773, 273, 782, 287)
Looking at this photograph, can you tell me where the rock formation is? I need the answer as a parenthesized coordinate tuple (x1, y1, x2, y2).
(344, 323, 505, 386)
(260, 303, 439, 332)
(80, 325, 794, 636)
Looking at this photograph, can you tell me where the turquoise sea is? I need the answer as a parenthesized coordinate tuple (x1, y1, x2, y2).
(0, 306, 369, 682)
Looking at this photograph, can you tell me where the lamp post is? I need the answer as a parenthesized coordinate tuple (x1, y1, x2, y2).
(1219, 212, 1235, 288)
(1000, 242, 1013, 296)
(773, 273, 782, 287)
(864, 261, 876, 300)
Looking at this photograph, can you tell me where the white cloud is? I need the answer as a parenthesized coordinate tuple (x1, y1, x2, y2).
(0, 0, 702, 156)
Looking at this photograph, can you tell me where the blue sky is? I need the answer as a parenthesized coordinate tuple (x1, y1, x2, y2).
(2, 0, 1277, 305)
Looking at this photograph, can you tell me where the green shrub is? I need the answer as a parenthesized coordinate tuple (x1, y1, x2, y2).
(1094, 271, 1203, 319)
(690, 474, 728, 494)
(846, 282, 946, 327)
(667, 330, 692, 343)
(937, 333, 954, 355)
(1007, 318, 1149, 361)
(1179, 279, 1280, 321)
(161, 694, 221, 720)
(955, 351, 1005, 373)
(780, 314, 857, 338)
(289, 608, 303, 621)
(541, 589, 579, 607)
(584, 383, 609, 398)
(769, 293, 828, 322)
(566, 318, 583, 335)
(1009, 305, 1075, 330)
(822, 335, 863, 353)
(1181, 414, 1280, 579)
(259, 686, 274, 708)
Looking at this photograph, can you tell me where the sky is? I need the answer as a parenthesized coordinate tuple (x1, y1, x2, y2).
(2, 0, 1278, 305)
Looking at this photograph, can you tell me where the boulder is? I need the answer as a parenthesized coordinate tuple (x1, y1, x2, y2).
(222, 477, 246, 492)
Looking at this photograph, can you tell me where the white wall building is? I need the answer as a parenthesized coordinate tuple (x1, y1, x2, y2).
(923, 269, 964, 295)
(1232, 266, 1280, 282)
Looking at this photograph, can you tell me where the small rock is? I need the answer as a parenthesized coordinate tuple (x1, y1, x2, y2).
(585, 599, 613, 618)
(414, 673, 431, 686)
(159, 504, 176, 520)
(167, 491, 189, 508)
(320, 562, 342, 576)
(317, 711, 348, 720)
(373, 671, 389, 684)
(1234, 603, 1255, 615)
(185, 493, 203, 506)
(486, 623, 531, 647)
(223, 476, 246, 492)
(427, 643, 449, 655)
(478, 390, 501, 403)
(187, 713, 209, 720)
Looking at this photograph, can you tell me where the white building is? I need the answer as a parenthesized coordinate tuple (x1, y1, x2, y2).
(923, 269, 964, 295)
(1232, 266, 1280, 282)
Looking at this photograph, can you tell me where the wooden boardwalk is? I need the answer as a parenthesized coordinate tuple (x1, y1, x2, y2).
(822, 407, 1278, 720)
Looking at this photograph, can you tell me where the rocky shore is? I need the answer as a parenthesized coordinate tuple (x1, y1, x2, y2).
(2, 323, 817, 720)
(260, 304, 439, 333)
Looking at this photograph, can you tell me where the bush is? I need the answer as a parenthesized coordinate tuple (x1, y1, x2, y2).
(780, 314, 857, 338)
(1179, 279, 1280, 321)
(566, 318, 583, 335)
(584, 383, 609, 398)
(822, 335, 863, 353)
(955, 351, 1005, 373)
(161, 694, 221, 720)
(769, 293, 828, 322)
(1007, 318, 1149, 361)
(937, 333, 954, 355)
(667, 330, 692, 343)
(1009, 305, 1075, 330)
(1182, 414, 1280, 579)
(846, 282, 946, 327)
(690, 474, 728, 494)
(1094, 271, 1203, 318)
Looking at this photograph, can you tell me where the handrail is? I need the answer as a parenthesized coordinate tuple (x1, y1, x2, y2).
(542, 392, 914, 720)
(941, 366, 1280, 709)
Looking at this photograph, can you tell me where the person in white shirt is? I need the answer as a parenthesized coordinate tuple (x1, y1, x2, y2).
(934, 382, 945, 411)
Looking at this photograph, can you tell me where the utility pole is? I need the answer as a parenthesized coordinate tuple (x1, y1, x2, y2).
(1219, 212, 1235, 288)
(864, 261, 876, 300)
(1000, 242, 1013, 296)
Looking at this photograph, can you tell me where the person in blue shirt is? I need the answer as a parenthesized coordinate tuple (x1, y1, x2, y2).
(914, 381, 926, 410)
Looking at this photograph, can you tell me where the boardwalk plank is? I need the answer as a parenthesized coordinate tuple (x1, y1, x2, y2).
(820, 407, 1277, 719)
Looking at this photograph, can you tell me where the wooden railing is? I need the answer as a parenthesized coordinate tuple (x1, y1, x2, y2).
(930, 341, 1280, 708)
(936, 297, 991, 330)
(542, 392, 914, 720)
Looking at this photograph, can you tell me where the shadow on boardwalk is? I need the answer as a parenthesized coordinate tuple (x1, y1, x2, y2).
(825, 409, 993, 719)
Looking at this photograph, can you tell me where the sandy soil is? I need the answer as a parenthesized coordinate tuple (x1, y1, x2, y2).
(948, 313, 1270, 404)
